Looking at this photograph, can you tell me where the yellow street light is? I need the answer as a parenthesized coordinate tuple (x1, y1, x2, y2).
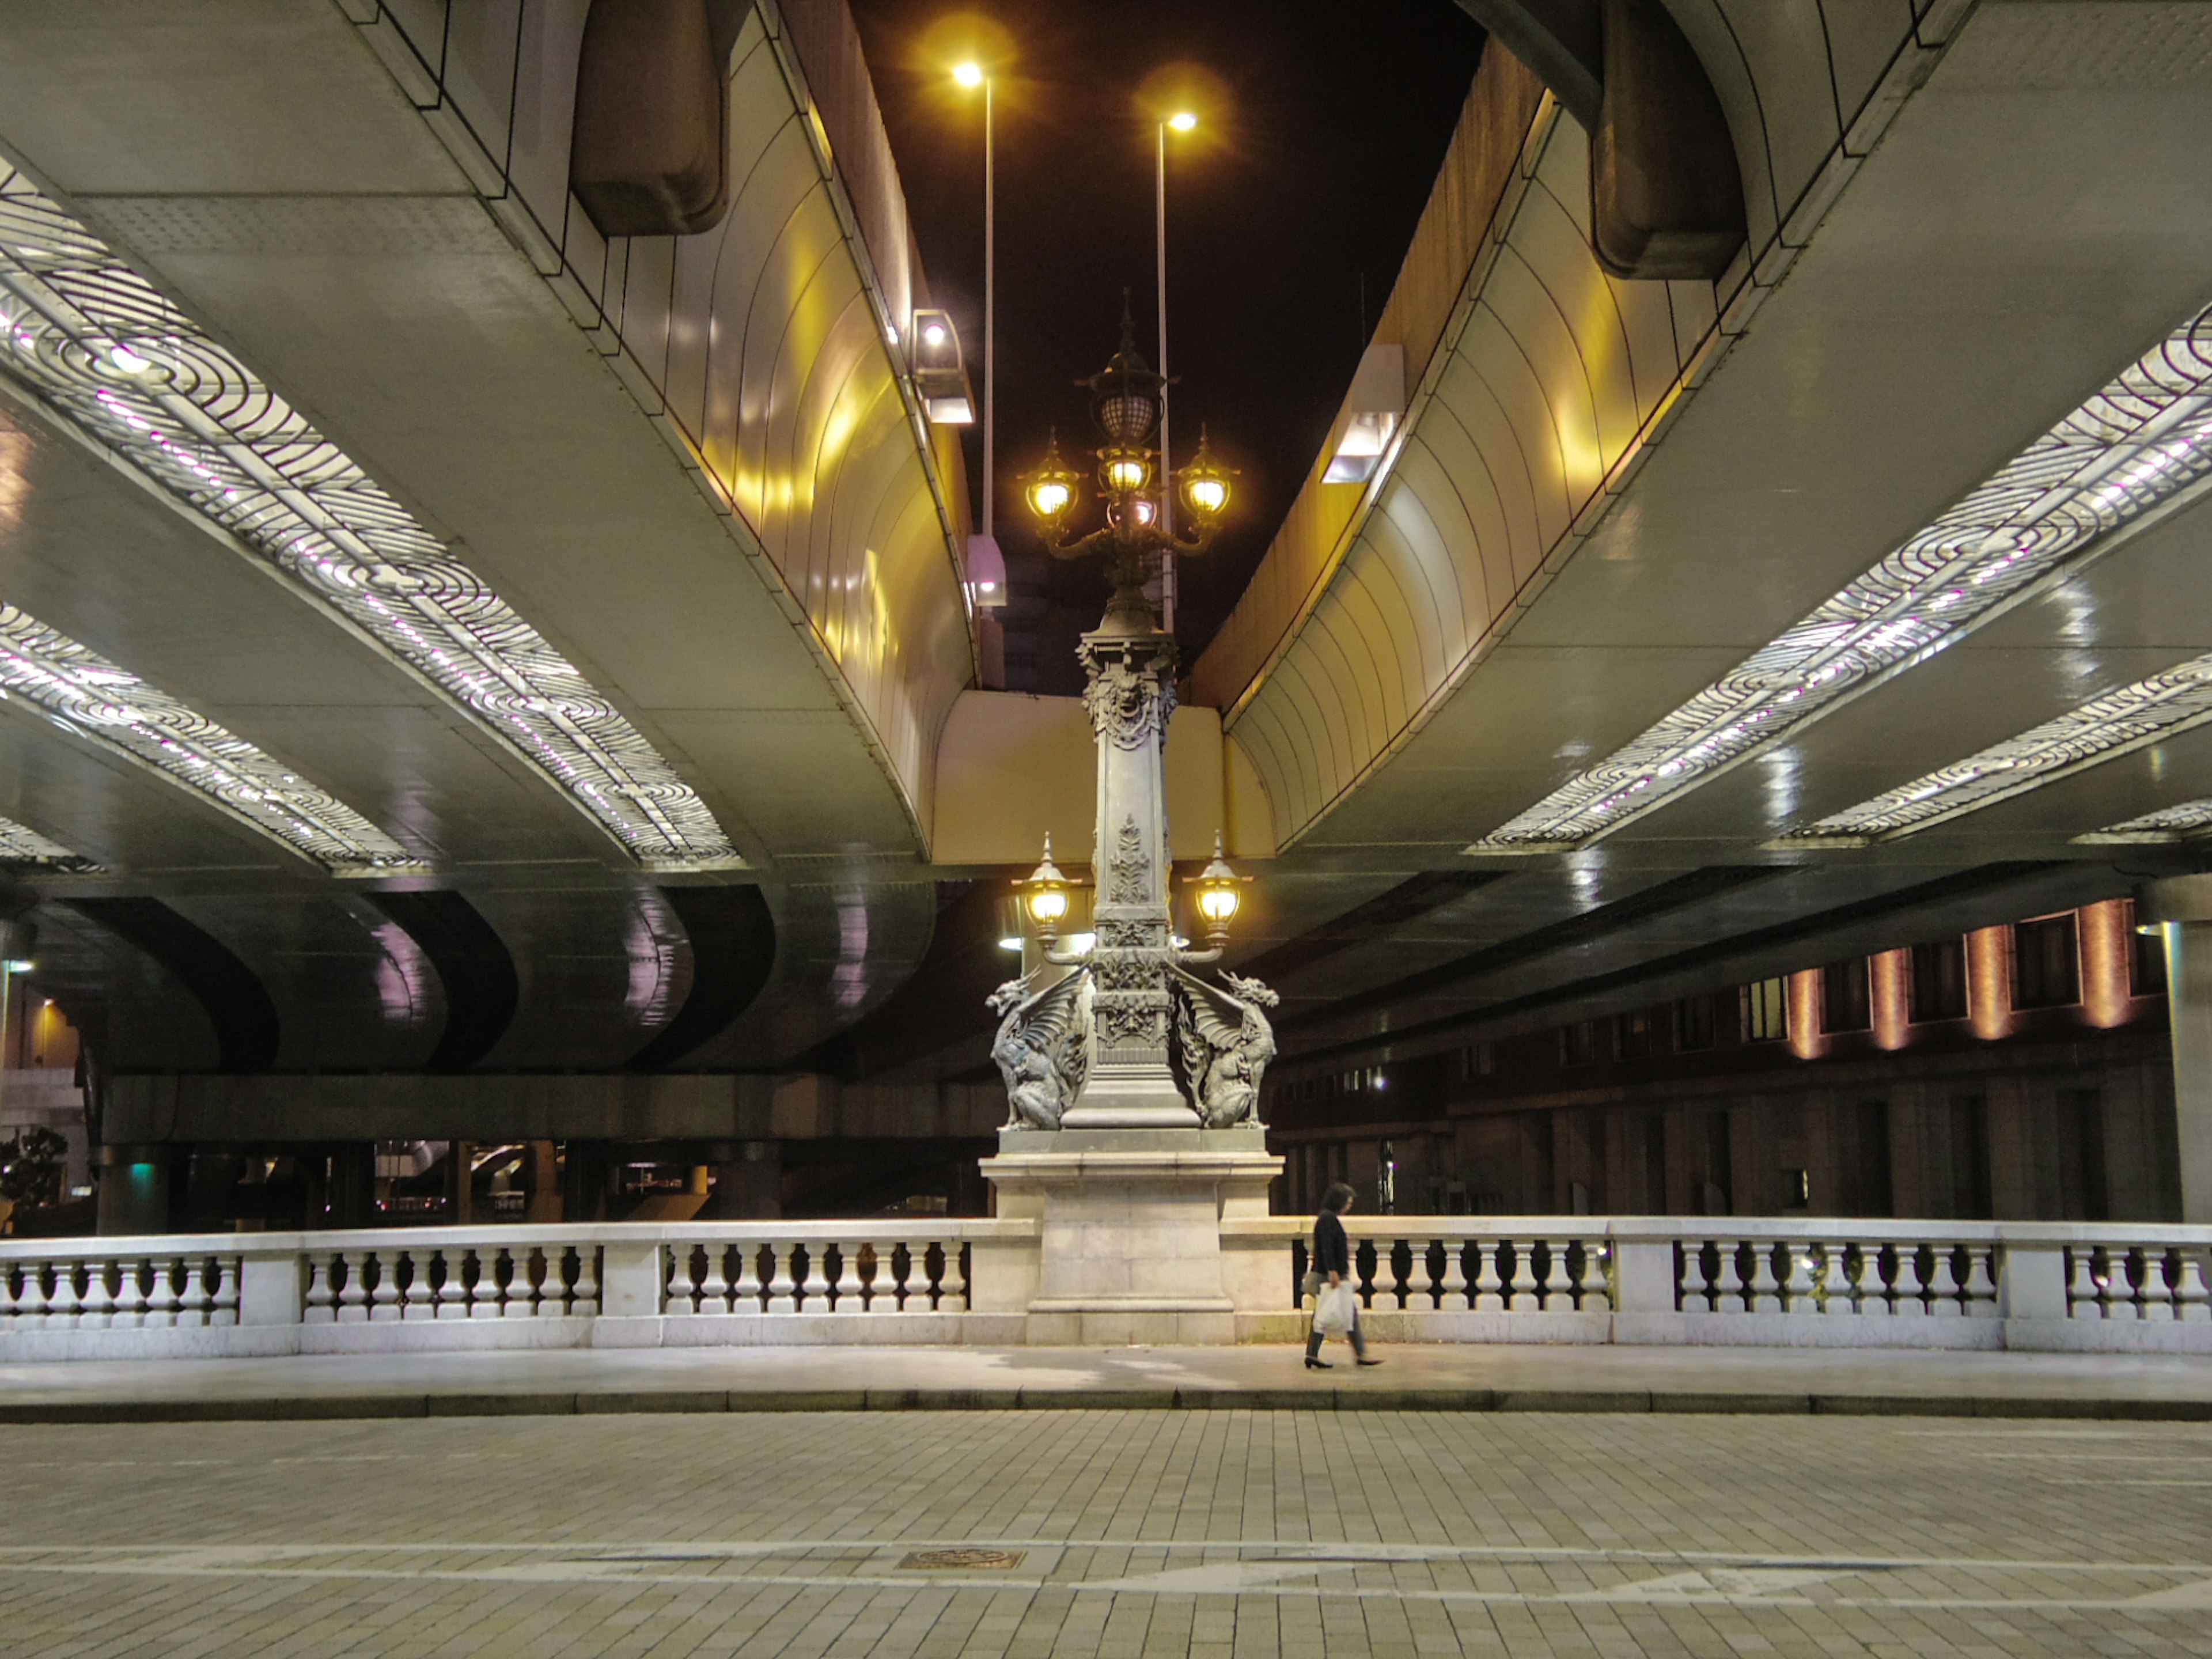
(1101, 449, 1152, 493)
(1177, 426, 1235, 522)
(1022, 835, 1073, 945)
(1166, 111, 1198, 133)
(1024, 430, 1082, 527)
(952, 60, 985, 89)
(1192, 832, 1245, 944)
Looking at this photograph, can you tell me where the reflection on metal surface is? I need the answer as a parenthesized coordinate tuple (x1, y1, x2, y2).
(0, 168, 742, 873)
(1474, 306, 2212, 851)
(1790, 652, 2212, 843)
(0, 603, 419, 875)
(0, 810, 98, 872)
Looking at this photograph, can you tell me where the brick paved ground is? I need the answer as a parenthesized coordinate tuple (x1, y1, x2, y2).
(2, 1409, 2209, 1656)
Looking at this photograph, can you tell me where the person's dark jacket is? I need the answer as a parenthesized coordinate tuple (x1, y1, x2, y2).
(1312, 1209, 1350, 1278)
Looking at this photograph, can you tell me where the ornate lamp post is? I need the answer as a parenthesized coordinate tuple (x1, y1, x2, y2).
(987, 308, 1277, 1133)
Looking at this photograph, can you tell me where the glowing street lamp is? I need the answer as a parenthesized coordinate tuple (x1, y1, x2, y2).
(1021, 835, 1072, 945)
(1176, 426, 1234, 523)
(1024, 430, 1081, 528)
(1191, 834, 1247, 947)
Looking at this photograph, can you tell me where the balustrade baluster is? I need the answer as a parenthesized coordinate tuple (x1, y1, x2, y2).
(2177, 1253, 2210, 1323)
(833, 1242, 864, 1313)
(17, 1263, 48, 1322)
(863, 1241, 892, 1310)
(698, 1244, 731, 1313)
(570, 1248, 600, 1316)
(1676, 1243, 1707, 1314)
(1707, 1247, 1743, 1327)
(2067, 1248, 2104, 1317)
(733, 1241, 764, 1312)
(179, 1260, 210, 1327)
(525, 1249, 556, 1316)
(938, 1239, 968, 1313)
(1439, 1238, 1469, 1312)
(210, 1258, 240, 1325)
(797, 1244, 830, 1310)
(2116, 1249, 2147, 1320)
(1508, 1241, 1540, 1311)
(437, 1252, 472, 1319)
(74, 1260, 111, 1330)
(1472, 1240, 1505, 1312)
(111, 1261, 146, 1329)
(304, 1256, 336, 1324)
(1926, 1247, 1963, 1317)
(1578, 1241, 1612, 1312)
(369, 1252, 402, 1322)
(1541, 1240, 1574, 1311)
(0, 1263, 16, 1320)
(666, 1246, 700, 1316)
(337, 1253, 369, 1322)
(399, 1253, 433, 1319)
(766, 1243, 797, 1314)
(48, 1262, 82, 1327)
(1963, 1245, 1999, 1316)
(474, 1249, 509, 1317)
(1854, 1245, 1892, 1315)
(2143, 1251, 2178, 1322)
(1752, 1243, 1785, 1313)
(1891, 1245, 1925, 1317)
(1817, 1245, 1853, 1314)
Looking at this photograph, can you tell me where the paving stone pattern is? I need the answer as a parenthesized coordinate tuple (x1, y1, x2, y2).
(1, 1410, 2209, 1657)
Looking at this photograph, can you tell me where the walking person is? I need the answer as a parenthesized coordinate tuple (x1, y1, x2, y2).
(1305, 1181, 1381, 1369)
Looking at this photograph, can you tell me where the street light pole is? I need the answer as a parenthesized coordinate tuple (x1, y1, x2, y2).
(983, 72, 995, 539)
(1156, 119, 1172, 635)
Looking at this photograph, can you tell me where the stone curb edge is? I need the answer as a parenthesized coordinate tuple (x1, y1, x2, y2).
(1, 1388, 2207, 1425)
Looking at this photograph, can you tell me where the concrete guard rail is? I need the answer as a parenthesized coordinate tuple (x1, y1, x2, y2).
(1, 1217, 2206, 1362)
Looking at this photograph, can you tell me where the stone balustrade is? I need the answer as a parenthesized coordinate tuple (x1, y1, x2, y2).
(1, 1216, 2206, 1360)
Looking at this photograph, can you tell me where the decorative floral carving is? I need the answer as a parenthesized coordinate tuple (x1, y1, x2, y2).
(1105, 814, 1150, 904)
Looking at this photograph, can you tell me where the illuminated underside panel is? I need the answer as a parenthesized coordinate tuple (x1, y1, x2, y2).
(1786, 650, 2212, 843)
(0, 809, 99, 872)
(0, 602, 420, 874)
(0, 169, 742, 873)
(1470, 305, 2212, 851)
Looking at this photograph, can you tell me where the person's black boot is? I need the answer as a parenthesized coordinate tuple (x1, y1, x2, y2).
(1305, 1332, 1330, 1369)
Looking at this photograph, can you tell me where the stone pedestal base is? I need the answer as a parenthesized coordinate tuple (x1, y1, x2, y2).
(982, 1127, 1282, 1345)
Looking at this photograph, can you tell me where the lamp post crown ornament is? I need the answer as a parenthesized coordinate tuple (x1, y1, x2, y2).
(990, 308, 1274, 1132)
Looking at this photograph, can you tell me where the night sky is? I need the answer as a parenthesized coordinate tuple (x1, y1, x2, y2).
(850, 1, 1488, 691)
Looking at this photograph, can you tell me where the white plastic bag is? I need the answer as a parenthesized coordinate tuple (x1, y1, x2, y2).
(1313, 1282, 1356, 1336)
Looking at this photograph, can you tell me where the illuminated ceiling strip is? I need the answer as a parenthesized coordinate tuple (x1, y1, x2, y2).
(2078, 794, 2212, 845)
(1469, 306, 2212, 852)
(0, 811, 99, 872)
(1787, 650, 2212, 843)
(0, 169, 742, 873)
(0, 603, 420, 875)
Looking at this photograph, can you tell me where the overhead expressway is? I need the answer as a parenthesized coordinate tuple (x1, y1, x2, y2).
(0, 0, 980, 1131)
(1188, 0, 2212, 1081)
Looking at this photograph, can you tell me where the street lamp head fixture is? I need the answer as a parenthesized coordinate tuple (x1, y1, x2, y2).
(1177, 425, 1235, 522)
(1021, 835, 1073, 942)
(1025, 429, 1082, 525)
(1106, 495, 1156, 532)
(952, 60, 985, 88)
(1192, 832, 1245, 943)
(1101, 448, 1152, 493)
(1166, 111, 1198, 132)
(1085, 294, 1163, 445)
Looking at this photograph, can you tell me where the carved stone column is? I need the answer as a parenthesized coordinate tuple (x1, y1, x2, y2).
(1061, 605, 1198, 1128)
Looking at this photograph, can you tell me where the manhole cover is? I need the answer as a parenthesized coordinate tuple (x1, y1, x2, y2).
(899, 1548, 1026, 1570)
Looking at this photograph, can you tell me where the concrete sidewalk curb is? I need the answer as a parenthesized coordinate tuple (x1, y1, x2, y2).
(3, 1386, 2210, 1425)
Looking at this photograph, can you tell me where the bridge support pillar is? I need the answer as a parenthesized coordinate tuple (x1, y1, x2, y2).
(2140, 879, 2212, 1222)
